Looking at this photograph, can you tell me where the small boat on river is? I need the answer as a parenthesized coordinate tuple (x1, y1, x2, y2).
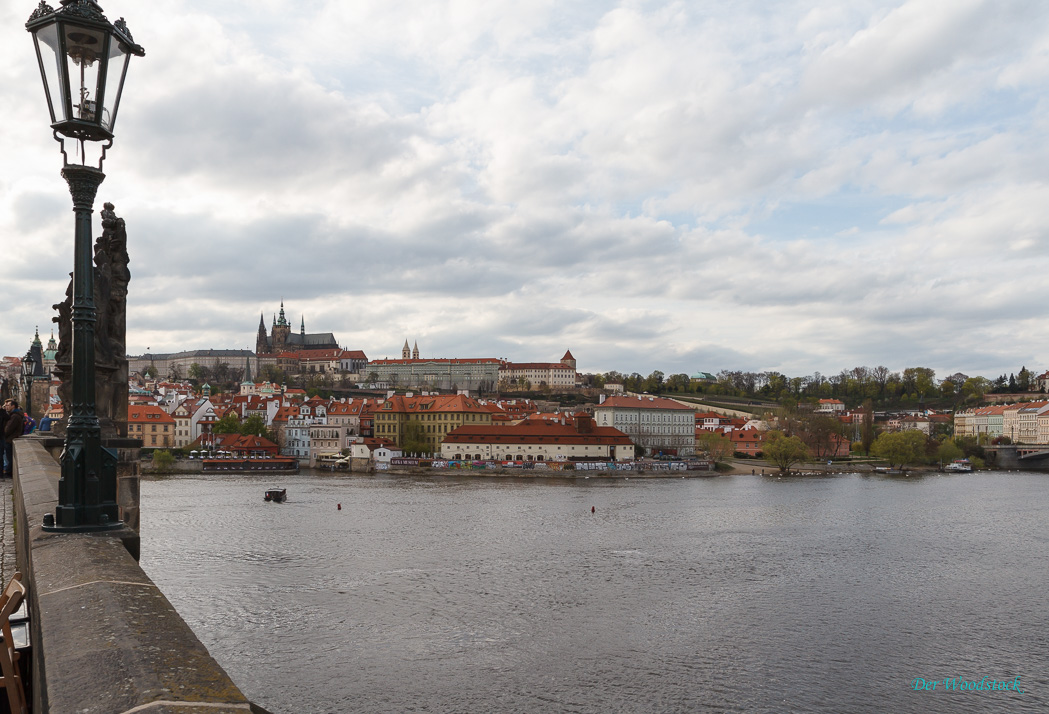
(264, 488, 287, 503)
(944, 459, 973, 473)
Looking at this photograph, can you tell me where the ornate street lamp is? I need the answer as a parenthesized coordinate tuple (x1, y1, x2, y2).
(27, 0, 144, 532)
(21, 350, 36, 418)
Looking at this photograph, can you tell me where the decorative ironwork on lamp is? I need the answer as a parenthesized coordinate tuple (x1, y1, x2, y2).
(21, 351, 36, 418)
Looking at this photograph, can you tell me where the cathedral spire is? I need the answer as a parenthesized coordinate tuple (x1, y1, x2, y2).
(301, 315, 306, 335)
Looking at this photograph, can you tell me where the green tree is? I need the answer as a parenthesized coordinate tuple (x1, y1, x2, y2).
(696, 431, 734, 463)
(262, 365, 286, 384)
(213, 413, 241, 434)
(151, 449, 175, 473)
(936, 438, 964, 465)
(665, 373, 691, 392)
(241, 414, 268, 437)
(644, 370, 665, 392)
(903, 367, 938, 401)
(961, 376, 991, 402)
(763, 431, 810, 473)
(1017, 366, 1032, 392)
(213, 361, 235, 385)
(797, 413, 847, 459)
(400, 419, 431, 455)
(871, 430, 927, 470)
(761, 371, 789, 400)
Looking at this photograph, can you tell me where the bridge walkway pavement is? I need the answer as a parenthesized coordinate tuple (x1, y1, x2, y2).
(1, 477, 14, 587)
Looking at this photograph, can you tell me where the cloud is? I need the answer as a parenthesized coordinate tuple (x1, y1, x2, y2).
(1, 0, 1048, 381)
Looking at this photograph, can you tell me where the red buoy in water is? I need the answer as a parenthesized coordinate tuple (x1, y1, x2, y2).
(591, 506, 595, 513)
(337, 503, 342, 510)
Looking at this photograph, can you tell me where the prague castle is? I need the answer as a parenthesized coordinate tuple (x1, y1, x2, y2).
(256, 302, 339, 356)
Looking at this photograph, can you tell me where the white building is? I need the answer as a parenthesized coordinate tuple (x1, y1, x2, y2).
(368, 357, 502, 392)
(441, 413, 634, 461)
(593, 395, 696, 457)
(499, 351, 578, 390)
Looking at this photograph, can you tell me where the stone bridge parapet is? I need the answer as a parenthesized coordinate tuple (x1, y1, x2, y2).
(12, 436, 265, 714)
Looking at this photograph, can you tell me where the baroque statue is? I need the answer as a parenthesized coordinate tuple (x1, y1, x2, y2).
(53, 201, 131, 437)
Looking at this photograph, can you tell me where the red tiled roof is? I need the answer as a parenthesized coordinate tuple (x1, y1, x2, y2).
(297, 349, 345, 361)
(598, 396, 695, 411)
(381, 394, 490, 414)
(326, 401, 364, 415)
(271, 406, 300, 423)
(503, 362, 573, 371)
(370, 358, 502, 365)
(127, 405, 175, 424)
(444, 421, 631, 446)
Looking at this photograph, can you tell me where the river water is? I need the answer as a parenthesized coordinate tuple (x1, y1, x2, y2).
(139, 470, 1048, 714)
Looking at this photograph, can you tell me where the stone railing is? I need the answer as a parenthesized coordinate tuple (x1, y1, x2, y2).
(12, 436, 269, 714)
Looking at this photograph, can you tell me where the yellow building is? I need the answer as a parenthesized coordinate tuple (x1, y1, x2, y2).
(373, 394, 492, 453)
(128, 405, 176, 448)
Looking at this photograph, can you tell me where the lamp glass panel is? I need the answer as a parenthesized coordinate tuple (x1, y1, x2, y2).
(62, 23, 106, 124)
(101, 42, 130, 132)
(34, 23, 68, 123)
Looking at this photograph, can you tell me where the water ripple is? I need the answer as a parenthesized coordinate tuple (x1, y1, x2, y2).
(140, 470, 1049, 714)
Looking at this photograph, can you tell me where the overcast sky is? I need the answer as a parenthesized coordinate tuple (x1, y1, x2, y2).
(2, 0, 1047, 380)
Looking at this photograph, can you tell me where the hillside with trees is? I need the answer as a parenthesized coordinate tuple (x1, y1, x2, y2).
(586, 365, 1044, 411)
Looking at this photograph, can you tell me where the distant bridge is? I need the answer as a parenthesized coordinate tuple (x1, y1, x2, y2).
(983, 445, 1049, 470)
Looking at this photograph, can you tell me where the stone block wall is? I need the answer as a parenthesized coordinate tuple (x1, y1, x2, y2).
(12, 436, 255, 713)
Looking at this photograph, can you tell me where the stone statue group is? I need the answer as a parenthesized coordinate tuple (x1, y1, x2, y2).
(52, 202, 130, 437)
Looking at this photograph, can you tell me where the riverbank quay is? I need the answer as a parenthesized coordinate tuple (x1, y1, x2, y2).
(10, 435, 266, 714)
(381, 467, 719, 479)
(142, 457, 299, 476)
(721, 458, 1047, 477)
(373, 458, 717, 479)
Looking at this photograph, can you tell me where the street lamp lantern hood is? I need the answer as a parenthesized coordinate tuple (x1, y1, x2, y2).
(27, 0, 145, 148)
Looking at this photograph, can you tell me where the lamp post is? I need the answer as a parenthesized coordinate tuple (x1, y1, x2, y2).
(27, 0, 144, 532)
(21, 350, 36, 419)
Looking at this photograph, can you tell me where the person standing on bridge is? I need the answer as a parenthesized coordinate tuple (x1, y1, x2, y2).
(2, 399, 24, 478)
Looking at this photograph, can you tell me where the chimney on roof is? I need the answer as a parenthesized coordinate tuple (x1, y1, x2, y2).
(576, 412, 593, 434)
(599, 394, 606, 404)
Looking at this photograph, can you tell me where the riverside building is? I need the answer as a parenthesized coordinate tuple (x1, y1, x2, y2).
(593, 395, 696, 457)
